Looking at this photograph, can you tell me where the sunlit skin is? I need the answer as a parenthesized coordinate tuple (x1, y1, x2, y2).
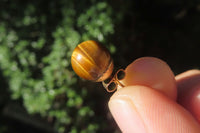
(120, 57, 177, 100)
(109, 57, 200, 133)
(176, 70, 200, 123)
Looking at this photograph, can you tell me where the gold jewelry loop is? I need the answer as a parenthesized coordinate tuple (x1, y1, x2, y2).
(114, 69, 125, 90)
(102, 69, 126, 92)
(102, 76, 116, 92)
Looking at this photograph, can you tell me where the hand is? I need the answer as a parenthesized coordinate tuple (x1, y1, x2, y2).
(108, 57, 200, 133)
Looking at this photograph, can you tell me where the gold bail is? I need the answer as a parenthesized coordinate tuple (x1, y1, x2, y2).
(102, 69, 125, 92)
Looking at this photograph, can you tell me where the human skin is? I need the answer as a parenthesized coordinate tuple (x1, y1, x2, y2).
(108, 57, 200, 133)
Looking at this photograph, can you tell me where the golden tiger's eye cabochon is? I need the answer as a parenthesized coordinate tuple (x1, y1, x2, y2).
(71, 40, 113, 82)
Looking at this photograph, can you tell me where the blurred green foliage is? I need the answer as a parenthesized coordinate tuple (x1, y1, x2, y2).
(0, 0, 116, 132)
(1, 0, 200, 132)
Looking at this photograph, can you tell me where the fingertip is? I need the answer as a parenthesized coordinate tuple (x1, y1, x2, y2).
(175, 69, 200, 81)
(121, 57, 177, 100)
(109, 86, 200, 133)
(109, 86, 148, 133)
(176, 69, 200, 123)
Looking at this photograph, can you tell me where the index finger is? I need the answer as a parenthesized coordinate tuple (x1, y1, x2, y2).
(176, 69, 200, 123)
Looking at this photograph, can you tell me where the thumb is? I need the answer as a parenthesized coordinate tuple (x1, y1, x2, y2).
(108, 86, 200, 133)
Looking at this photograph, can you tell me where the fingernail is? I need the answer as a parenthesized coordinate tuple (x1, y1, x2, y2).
(109, 96, 147, 133)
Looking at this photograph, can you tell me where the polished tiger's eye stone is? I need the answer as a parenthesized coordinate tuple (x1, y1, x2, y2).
(71, 40, 114, 82)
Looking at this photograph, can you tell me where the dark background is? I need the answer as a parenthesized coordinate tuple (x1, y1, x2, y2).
(1, 0, 200, 133)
